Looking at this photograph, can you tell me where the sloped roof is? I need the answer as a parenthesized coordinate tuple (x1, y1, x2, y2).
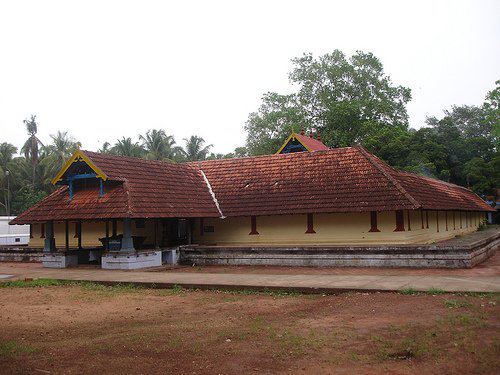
(293, 133, 330, 151)
(11, 146, 493, 224)
(11, 151, 220, 223)
(276, 132, 330, 154)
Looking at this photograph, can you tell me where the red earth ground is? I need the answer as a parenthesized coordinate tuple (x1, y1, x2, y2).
(0, 281, 498, 374)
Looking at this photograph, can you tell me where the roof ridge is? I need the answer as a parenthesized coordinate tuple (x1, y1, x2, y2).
(188, 147, 354, 166)
(122, 179, 133, 216)
(355, 145, 421, 209)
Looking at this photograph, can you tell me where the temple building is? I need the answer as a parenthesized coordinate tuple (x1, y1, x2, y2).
(10, 132, 494, 269)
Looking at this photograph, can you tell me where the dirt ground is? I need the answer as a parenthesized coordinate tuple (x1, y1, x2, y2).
(162, 251, 500, 277)
(0, 282, 498, 375)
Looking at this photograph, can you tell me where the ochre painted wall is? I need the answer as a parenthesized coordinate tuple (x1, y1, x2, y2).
(29, 221, 123, 248)
(193, 210, 485, 246)
(27, 211, 486, 248)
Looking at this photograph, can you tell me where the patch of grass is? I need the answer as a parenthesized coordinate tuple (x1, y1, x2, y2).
(0, 278, 66, 288)
(445, 313, 483, 327)
(0, 341, 38, 357)
(426, 288, 446, 295)
(399, 287, 419, 295)
(209, 287, 305, 298)
(445, 299, 473, 309)
(78, 281, 143, 292)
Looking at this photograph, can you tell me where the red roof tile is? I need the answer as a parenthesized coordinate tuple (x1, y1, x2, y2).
(293, 133, 330, 151)
(11, 146, 493, 224)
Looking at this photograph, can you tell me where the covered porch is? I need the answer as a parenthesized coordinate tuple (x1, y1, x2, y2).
(37, 217, 196, 269)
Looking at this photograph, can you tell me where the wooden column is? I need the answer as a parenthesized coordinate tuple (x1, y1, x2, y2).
(394, 210, 405, 232)
(77, 221, 82, 249)
(154, 219, 159, 249)
(306, 213, 316, 234)
(105, 221, 110, 250)
(43, 221, 55, 252)
(369, 211, 380, 232)
(249, 216, 259, 235)
(65, 220, 69, 251)
(436, 211, 439, 232)
(187, 218, 193, 244)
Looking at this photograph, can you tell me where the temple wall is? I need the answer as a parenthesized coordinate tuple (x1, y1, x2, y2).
(25, 211, 486, 248)
(29, 221, 124, 248)
(193, 210, 485, 246)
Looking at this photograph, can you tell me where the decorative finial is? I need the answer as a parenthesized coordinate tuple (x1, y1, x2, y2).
(317, 132, 321, 141)
(308, 130, 313, 138)
(300, 128, 305, 135)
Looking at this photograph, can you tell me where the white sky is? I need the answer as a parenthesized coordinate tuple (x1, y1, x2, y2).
(0, 0, 499, 154)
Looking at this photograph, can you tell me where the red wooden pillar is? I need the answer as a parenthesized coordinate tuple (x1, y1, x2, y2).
(453, 211, 456, 230)
(426, 211, 429, 229)
(420, 210, 424, 229)
(394, 210, 405, 232)
(249, 216, 259, 235)
(305, 213, 316, 234)
(436, 210, 439, 232)
(407, 211, 411, 231)
(369, 211, 380, 232)
(445, 211, 448, 231)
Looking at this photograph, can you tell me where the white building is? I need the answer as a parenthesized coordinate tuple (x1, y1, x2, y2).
(0, 216, 30, 246)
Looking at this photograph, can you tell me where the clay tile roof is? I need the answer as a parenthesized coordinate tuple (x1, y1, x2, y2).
(11, 151, 220, 224)
(293, 133, 330, 151)
(11, 146, 493, 224)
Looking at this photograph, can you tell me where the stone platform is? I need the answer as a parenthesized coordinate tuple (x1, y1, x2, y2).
(180, 227, 500, 269)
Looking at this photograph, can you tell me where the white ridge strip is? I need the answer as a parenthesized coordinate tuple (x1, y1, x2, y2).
(199, 169, 225, 219)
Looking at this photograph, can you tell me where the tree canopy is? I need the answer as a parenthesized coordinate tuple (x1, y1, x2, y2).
(0, 53, 498, 215)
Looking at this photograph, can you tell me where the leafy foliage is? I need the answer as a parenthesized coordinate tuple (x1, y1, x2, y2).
(245, 51, 498, 197)
(1, 53, 498, 215)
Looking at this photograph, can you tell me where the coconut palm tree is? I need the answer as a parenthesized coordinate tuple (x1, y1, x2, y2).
(181, 136, 212, 161)
(139, 129, 179, 161)
(39, 131, 79, 181)
(20, 115, 44, 187)
(111, 137, 145, 157)
(98, 142, 112, 154)
(0, 143, 17, 171)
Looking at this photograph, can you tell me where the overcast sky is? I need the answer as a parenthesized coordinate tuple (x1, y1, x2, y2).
(0, 0, 499, 154)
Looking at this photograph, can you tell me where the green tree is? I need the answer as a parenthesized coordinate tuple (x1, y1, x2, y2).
(98, 141, 112, 154)
(139, 129, 180, 161)
(20, 115, 44, 187)
(245, 50, 411, 155)
(180, 136, 212, 161)
(38, 131, 79, 188)
(111, 137, 145, 158)
(11, 185, 47, 215)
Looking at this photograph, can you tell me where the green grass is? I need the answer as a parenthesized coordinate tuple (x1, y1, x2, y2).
(445, 299, 473, 309)
(0, 341, 38, 357)
(400, 287, 450, 296)
(425, 288, 446, 295)
(399, 287, 419, 295)
(0, 278, 66, 288)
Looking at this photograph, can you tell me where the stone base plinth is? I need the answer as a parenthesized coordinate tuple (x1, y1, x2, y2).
(181, 230, 499, 269)
(101, 251, 162, 270)
(42, 253, 78, 268)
